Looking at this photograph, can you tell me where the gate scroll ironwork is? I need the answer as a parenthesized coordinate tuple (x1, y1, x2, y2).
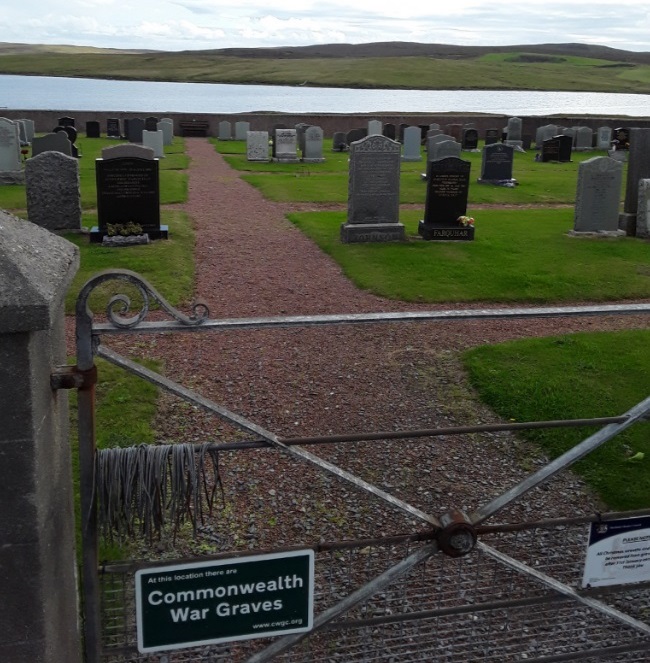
(67, 269, 650, 662)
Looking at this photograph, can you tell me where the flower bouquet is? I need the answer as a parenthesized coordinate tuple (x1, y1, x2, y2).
(457, 215, 475, 228)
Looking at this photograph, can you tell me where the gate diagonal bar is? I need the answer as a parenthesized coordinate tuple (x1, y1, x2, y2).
(74, 271, 650, 663)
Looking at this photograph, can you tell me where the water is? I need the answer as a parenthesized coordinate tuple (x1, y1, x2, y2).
(2, 74, 650, 116)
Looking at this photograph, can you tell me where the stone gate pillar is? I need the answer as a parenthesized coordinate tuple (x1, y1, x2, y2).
(0, 210, 81, 661)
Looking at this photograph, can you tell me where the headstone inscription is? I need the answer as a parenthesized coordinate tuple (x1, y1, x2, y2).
(302, 126, 325, 163)
(332, 131, 348, 152)
(31, 132, 72, 158)
(246, 131, 270, 162)
(621, 128, 650, 235)
(484, 128, 500, 145)
(418, 157, 473, 241)
(218, 121, 232, 140)
(402, 126, 422, 162)
(368, 119, 383, 136)
(341, 135, 405, 243)
(461, 128, 479, 151)
(478, 143, 515, 185)
(235, 121, 251, 141)
(274, 129, 300, 163)
(597, 126, 612, 150)
(142, 130, 165, 158)
(573, 157, 623, 233)
(86, 121, 101, 138)
(144, 116, 159, 132)
(0, 117, 24, 183)
(127, 118, 145, 143)
(637, 179, 650, 239)
(25, 151, 82, 231)
(93, 154, 165, 242)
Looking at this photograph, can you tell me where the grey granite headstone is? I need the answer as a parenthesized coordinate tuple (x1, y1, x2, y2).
(621, 128, 650, 234)
(246, 131, 270, 161)
(637, 179, 650, 239)
(25, 151, 82, 231)
(368, 119, 383, 136)
(535, 124, 558, 147)
(274, 129, 299, 162)
(102, 143, 155, 160)
(429, 123, 440, 130)
(597, 126, 612, 150)
(341, 134, 405, 243)
(479, 143, 515, 183)
(31, 132, 72, 158)
(142, 130, 165, 158)
(0, 117, 22, 177)
(575, 127, 594, 151)
(505, 117, 523, 150)
(18, 118, 35, 143)
(402, 126, 422, 162)
(218, 121, 232, 140)
(426, 134, 455, 160)
(303, 126, 325, 163)
(573, 156, 623, 233)
(16, 120, 27, 145)
(429, 139, 461, 163)
(235, 121, 250, 140)
(332, 131, 348, 152)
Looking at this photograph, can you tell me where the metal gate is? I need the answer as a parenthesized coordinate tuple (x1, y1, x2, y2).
(61, 270, 650, 662)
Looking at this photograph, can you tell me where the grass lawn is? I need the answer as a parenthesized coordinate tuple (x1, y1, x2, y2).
(287, 208, 650, 303)
(463, 330, 650, 510)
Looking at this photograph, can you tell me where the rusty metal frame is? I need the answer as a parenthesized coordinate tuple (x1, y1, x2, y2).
(70, 269, 650, 662)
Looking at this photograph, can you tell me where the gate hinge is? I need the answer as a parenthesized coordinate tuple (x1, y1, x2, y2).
(51, 365, 98, 390)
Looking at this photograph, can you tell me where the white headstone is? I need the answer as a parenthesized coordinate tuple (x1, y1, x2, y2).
(142, 130, 165, 158)
(368, 119, 383, 136)
(218, 121, 232, 140)
(402, 126, 422, 162)
(303, 126, 325, 163)
(274, 129, 299, 162)
(235, 121, 250, 140)
(246, 131, 270, 162)
(157, 120, 173, 146)
(597, 126, 612, 150)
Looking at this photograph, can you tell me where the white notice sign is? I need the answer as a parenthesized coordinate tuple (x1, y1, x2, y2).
(582, 516, 650, 588)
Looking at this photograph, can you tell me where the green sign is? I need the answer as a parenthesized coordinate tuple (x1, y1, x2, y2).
(135, 550, 314, 653)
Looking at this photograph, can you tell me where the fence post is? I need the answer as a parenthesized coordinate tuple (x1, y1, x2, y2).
(0, 210, 82, 661)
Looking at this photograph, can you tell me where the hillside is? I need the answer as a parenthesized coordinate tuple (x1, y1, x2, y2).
(2, 41, 650, 93)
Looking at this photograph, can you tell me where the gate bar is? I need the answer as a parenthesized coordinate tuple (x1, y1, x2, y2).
(245, 542, 438, 663)
(470, 394, 650, 525)
(98, 345, 441, 528)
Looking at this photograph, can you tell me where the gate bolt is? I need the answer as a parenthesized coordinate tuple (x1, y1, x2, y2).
(50, 365, 98, 390)
(436, 509, 477, 558)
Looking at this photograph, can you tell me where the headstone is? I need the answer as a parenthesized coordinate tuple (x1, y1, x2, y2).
(573, 157, 623, 233)
(54, 124, 78, 146)
(107, 118, 121, 138)
(0, 117, 23, 181)
(102, 144, 155, 160)
(93, 155, 165, 242)
(142, 130, 165, 158)
(621, 128, 650, 235)
(16, 120, 28, 145)
(144, 116, 159, 131)
(484, 128, 500, 145)
(597, 126, 612, 150)
(127, 118, 145, 143)
(428, 139, 461, 163)
(542, 135, 572, 162)
(346, 128, 367, 145)
(341, 135, 405, 243)
(478, 143, 515, 184)
(302, 126, 325, 163)
(461, 128, 479, 151)
(402, 126, 422, 162)
(426, 134, 455, 160)
(535, 124, 558, 147)
(246, 131, 270, 161)
(274, 129, 299, 162)
(25, 151, 81, 231)
(613, 127, 630, 150)
(637, 179, 650, 239)
(161, 118, 174, 136)
(332, 131, 348, 152)
(418, 157, 473, 241)
(235, 121, 250, 141)
(522, 134, 532, 150)
(18, 118, 35, 143)
(383, 123, 396, 140)
(427, 129, 443, 139)
(31, 132, 72, 158)
(445, 124, 462, 141)
(505, 117, 523, 150)
(157, 120, 173, 146)
(86, 121, 101, 138)
(123, 118, 131, 140)
(218, 121, 232, 140)
(575, 127, 594, 151)
(295, 123, 310, 154)
(57, 116, 75, 127)
(368, 119, 383, 136)
(429, 123, 440, 131)
(398, 124, 408, 143)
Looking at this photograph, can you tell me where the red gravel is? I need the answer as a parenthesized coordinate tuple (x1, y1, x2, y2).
(93, 138, 650, 551)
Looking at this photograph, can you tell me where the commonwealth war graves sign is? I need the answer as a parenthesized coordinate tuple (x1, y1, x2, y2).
(135, 550, 314, 653)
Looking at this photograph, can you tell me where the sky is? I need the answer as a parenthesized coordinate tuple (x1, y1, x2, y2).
(2, 0, 650, 53)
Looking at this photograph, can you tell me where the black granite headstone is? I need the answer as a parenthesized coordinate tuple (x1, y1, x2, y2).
(127, 118, 145, 143)
(383, 123, 396, 140)
(107, 118, 121, 138)
(479, 143, 514, 181)
(418, 157, 473, 241)
(346, 128, 367, 145)
(145, 116, 159, 132)
(94, 157, 163, 241)
(484, 129, 500, 145)
(461, 128, 479, 150)
(556, 134, 573, 162)
(541, 137, 561, 162)
(86, 121, 101, 138)
(58, 116, 75, 127)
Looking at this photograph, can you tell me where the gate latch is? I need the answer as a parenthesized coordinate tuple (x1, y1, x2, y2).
(51, 365, 97, 390)
(436, 509, 477, 558)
